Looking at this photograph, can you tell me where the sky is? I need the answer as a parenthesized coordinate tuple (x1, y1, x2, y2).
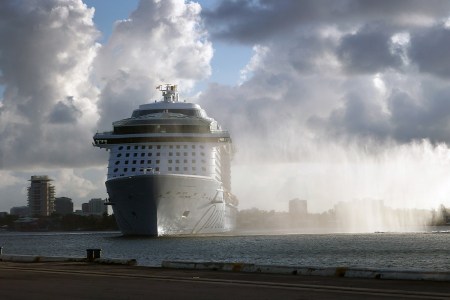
(2, 0, 450, 215)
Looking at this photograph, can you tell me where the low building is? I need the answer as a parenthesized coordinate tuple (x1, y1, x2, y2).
(88, 198, 107, 216)
(80, 198, 107, 216)
(54, 197, 74, 215)
(10, 206, 31, 217)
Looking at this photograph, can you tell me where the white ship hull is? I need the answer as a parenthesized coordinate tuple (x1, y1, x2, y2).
(106, 174, 237, 236)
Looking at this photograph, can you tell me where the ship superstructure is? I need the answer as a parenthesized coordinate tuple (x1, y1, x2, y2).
(93, 85, 237, 235)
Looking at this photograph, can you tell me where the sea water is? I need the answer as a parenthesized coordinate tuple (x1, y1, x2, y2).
(0, 230, 449, 271)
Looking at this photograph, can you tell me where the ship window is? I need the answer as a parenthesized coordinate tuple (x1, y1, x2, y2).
(192, 160, 196, 163)
(133, 153, 137, 157)
(132, 160, 136, 164)
(168, 167, 172, 171)
(141, 153, 145, 157)
(127, 146, 131, 150)
(176, 152, 180, 156)
(114, 168, 118, 172)
(140, 160, 144, 164)
(156, 160, 160, 164)
(184, 152, 188, 156)
(175, 167, 179, 171)
(124, 168, 128, 172)
(155, 167, 159, 171)
(192, 152, 196, 156)
(157, 145, 161, 149)
(169, 145, 173, 149)
(192, 145, 195, 149)
(141, 146, 145, 149)
(201, 159, 205, 163)
(201, 152, 205, 156)
(132, 168, 136, 171)
(117, 153, 122, 157)
(200, 145, 204, 149)
(192, 167, 196, 171)
(148, 145, 152, 149)
(134, 146, 138, 150)
(176, 145, 180, 149)
(118, 146, 123, 150)
(148, 153, 152, 157)
(176, 160, 180, 163)
(184, 159, 188, 163)
(147, 160, 151, 164)
(125, 153, 129, 157)
(184, 145, 187, 149)
(169, 152, 173, 156)
(156, 153, 160, 156)
(202, 167, 206, 171)
(115, 161, 120, 165)
(168, 160, 172, 163)
(125, 161, 129, 165)
(184, 167, 188, 171)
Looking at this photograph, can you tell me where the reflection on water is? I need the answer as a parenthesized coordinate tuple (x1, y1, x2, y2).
(0, 229, 449, 271)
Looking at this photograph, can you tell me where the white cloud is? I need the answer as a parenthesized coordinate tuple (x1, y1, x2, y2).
(94, 0, 213, 130)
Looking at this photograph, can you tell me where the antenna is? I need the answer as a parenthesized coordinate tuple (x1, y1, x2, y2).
(156, 84, 179, 103)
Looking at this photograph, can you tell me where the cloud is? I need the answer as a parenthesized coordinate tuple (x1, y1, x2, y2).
(94, 0, 213, 130)
(48, 96, 82, 124)
(196, 0, 450, 214)
(0, 0, 100, 169)
(337, 24, 404, 74)
(2, 0, 450, 214)
(202, 0, 450, 44)
(409, 25, 450, 78)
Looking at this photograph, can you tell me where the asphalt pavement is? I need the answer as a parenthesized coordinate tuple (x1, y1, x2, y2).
(1, 261, 450, 300)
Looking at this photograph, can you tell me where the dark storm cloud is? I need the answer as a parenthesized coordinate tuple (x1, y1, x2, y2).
(203, 0, 450, 43)
(200, 0, 450, 148)
(409, 25, 450, 78)
(388, 86, 450, 143)
(309, 92, 391, 142)
(337, 25, 403, 74)
(48, 97, 82, 124)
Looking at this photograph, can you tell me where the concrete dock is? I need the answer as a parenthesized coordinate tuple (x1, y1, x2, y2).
(1, 261, 450, 299)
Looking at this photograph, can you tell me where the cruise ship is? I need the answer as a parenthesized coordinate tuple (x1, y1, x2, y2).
(93, 85, 237, 236)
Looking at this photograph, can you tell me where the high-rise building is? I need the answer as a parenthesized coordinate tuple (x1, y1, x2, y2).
(54, 197, 74, 215)
(289, 198, 308, 216)
(27, 175, 55, 216)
